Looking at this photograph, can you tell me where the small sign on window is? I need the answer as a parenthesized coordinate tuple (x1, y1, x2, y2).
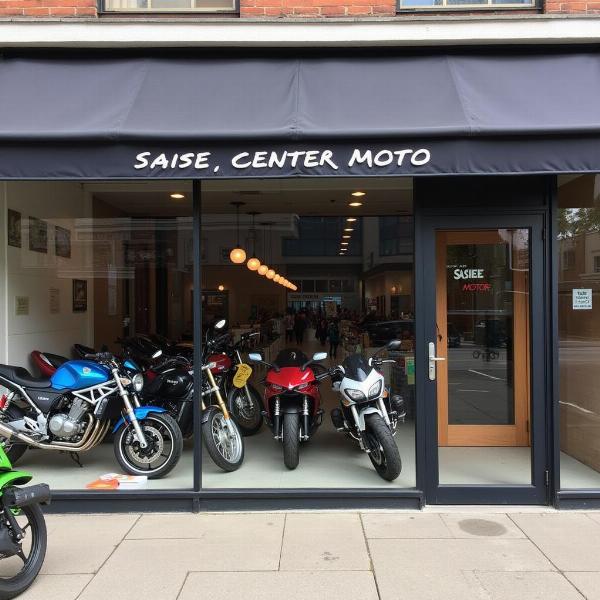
(572, 288, 593, 310)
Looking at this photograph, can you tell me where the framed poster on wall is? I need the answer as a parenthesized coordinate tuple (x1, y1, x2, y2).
(28, 216, 47, 253)
(7, 209, 21, 248)
(73, 279, 87, 312)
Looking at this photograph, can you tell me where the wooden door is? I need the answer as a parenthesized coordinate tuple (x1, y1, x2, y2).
(436, 230, 531, 447)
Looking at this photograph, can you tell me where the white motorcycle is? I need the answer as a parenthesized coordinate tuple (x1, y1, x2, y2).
(329, 340, 405, 481)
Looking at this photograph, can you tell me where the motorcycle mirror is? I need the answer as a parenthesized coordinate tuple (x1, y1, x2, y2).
(215, 319, 227, 330)
(387, 340, 402, 351)
(248, 352, 263, 362)
(152, 349, 162, 359)
(312, 352, 327, 362)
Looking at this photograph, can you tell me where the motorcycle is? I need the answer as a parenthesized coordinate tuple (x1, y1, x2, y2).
(0, 442, 50, 600)
(206, 330, 263, 436)
(329, 340, 406, 481)
(0, 351, 183, 478)
(248, 348, 328, 470)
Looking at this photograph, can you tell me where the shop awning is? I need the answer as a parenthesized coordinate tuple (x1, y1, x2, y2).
(1, 51, 600, 179)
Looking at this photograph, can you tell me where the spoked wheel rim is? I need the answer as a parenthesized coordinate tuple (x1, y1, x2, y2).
(231, 390, 260, 427)
(211, 413, 243, 464)
(122, 417, 175, 473)
(0, 506, 42, 582)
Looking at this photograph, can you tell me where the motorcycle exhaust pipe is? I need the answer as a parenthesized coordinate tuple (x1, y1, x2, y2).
(3, 483, 51, 508)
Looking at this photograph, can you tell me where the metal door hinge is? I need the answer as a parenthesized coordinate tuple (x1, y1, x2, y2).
(545, 470, 550, 487)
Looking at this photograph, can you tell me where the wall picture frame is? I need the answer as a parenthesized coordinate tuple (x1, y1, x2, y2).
(7, 209, 21, 248)
(28, 216, 48, 254)
(72, 279, 87, 312)
(55, 225, 71, 259)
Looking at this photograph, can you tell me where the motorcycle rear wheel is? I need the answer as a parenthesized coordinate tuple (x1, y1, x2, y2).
(202, 407, 244, 472)
(365, 413, 402, 482)
(114, 412, 183, 479)
(0, 503, 47, 600)
(283, 412, 300, 470)
(227, 385, 263, 436)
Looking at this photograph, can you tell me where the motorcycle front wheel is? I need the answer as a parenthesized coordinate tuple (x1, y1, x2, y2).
(114, 412, 183, 479)
(202, 407, 244, 472)
(227, 385, 263, 436)
(364, 413, 402, 482)
(0, 503, 47, 600)
(282, 412, 300, 470)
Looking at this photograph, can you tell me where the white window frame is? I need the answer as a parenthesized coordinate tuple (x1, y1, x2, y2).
(102, 0, 237, 12)
(398, 0, 535, 9)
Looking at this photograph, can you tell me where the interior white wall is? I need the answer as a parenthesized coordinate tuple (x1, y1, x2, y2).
(2, 182, 93, 372)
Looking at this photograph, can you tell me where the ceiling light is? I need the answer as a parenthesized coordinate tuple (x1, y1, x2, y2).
(347, 217, 357, 222)
(349, 202, 362, 207)
(247, 257, 261, 271)
(218, 285, 225, 292)
(170, 193, 185, 199)
(266, 269, 276, 280)
(351, 191, 366, 197)
(258, 264, 269, 276)
(343, 235, 350, 239)
(229, 248, 246, 264)
(341, 242, 349, 246)
(274, 274, 281, 283)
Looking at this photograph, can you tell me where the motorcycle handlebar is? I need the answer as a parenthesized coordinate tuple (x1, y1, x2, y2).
(84, 351, 114, 362)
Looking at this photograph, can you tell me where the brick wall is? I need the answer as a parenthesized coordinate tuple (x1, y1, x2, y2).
(0, 0, 96, 17)
(1, 0, 600, 18)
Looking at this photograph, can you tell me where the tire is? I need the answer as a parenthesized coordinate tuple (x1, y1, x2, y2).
(114, 412, 183, 479)
(227, 384, 263, 436)
(282, 412, 300, 470)
(0, 407, 27, 466)
(0, 503, 47, 600)
(365, 413, 402, 482)
(202, 407, 244, 472)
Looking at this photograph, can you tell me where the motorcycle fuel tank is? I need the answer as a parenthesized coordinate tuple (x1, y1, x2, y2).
(51, 360, 111, 390)
(208, 353, 232, 374)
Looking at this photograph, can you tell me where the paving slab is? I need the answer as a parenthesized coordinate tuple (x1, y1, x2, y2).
(510, 513, 600, 571)
(128, 512, 285, 543)
(362, 513, 453, 539)
(41, 514, 139, 575)
(280, 513, 370, 571)
(79, 533, 283, 600)
(475, 571, 584, 600)
(441, 513, 526, 539)
(18, 574, 92, 600)
(179, 571, 379, 600)
(564, 572, 600, 600)
(369, 537, 554, 576)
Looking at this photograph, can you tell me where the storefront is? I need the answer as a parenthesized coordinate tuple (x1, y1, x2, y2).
(0, 50, 599, 510)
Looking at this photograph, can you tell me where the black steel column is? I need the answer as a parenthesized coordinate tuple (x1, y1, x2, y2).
(193, 181, 203, 495)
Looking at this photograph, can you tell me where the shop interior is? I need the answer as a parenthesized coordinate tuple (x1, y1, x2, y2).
(0, 175, 599, 493)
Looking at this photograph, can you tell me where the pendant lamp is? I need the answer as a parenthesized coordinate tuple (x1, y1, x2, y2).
(229, 202, 247, 264)
(246, 212, 261, 271)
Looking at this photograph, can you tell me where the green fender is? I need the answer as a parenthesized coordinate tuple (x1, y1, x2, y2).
(0, 470, 32, 492)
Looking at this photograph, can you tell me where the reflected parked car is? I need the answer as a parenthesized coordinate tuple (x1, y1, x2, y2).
(447, 323, 461, 347)
(362, 320, 414, 346)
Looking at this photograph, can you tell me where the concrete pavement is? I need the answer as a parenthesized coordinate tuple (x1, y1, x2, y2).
(20, 509, 600, 600)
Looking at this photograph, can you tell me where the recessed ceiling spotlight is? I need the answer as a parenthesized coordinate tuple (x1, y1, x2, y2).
(351, 191, 366, 197)
(349, 202, 363, 207)
(341, 242, 349, 246)
(344, 228, 354, 232)
(343, 235, 351, 239)
(170, 193, 185, 199)
(347, 217, 357, 222)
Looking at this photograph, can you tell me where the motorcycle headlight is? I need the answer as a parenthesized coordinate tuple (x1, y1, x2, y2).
(368, 380, 383, 399)
(344, 388, 366, 403)
(132, 373, 144, 392)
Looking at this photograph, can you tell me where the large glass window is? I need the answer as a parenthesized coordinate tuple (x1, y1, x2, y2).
(1, 181, 194, 491)
(399, 0, 533, 8)
(558, 174, 600, 489)
(200, 178, 416, 489)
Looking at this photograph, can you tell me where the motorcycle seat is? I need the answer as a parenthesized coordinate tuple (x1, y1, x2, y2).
(0, 364, 51, 388)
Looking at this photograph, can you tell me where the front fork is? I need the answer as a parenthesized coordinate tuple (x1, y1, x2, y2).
(113, 369, 148, 448)
(202, 365, 237, 436)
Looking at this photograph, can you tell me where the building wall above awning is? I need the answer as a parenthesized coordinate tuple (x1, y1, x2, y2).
(0, 51, 599, 179)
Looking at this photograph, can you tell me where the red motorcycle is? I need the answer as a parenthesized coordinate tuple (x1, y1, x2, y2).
(248, 348, 327, 470)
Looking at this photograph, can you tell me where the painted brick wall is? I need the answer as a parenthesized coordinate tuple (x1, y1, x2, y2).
(0, 0, 97, 17)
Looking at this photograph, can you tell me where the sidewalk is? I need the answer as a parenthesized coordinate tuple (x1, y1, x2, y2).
(23, 509, 600, 600)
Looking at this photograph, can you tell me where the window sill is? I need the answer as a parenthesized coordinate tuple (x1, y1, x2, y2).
(396, 5, 539, 12)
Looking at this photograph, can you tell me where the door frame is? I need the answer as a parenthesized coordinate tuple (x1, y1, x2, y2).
(417, 212, 549, 505)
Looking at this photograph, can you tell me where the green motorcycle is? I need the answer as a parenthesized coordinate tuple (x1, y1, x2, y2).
(0, 442, 49, 599)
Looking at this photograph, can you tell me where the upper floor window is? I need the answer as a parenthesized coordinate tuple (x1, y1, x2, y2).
(103, 0, 236, 12)
(283, 217, 362, 257)
(379, 216, 413, 257)
(398, 0, 533, 8)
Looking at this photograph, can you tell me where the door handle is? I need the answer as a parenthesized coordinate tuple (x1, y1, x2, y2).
(428, 341, 446, 381)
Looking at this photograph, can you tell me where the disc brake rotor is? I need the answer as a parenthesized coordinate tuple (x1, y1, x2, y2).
(211, 413, 242, 462)
(126, 425, 163, 464)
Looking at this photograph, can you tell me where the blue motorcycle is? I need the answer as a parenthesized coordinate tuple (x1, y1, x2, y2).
(0, 351, 183, 478)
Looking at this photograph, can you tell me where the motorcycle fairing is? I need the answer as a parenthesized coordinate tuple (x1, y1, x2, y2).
(51, 361, 111, 391)
(112, 406, 168, 433)
(0, 470, 33, 489)
(354, 406, 383, 431)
